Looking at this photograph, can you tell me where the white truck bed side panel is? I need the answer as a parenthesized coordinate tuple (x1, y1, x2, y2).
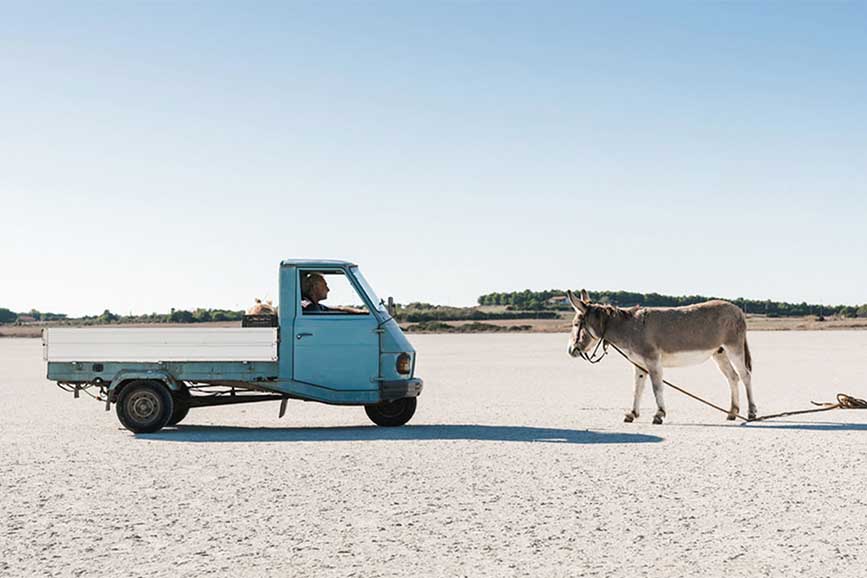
(44, 328, 279, 362)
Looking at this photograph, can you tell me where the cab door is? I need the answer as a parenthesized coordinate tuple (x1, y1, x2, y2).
(292, 270, 379, 392)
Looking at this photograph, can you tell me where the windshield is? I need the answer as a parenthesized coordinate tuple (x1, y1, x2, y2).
(350, 267, 387, 314)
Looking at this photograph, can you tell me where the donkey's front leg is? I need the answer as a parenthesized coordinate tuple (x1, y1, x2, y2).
(648, 364, 667, 424)
(624, 367, 647, 423)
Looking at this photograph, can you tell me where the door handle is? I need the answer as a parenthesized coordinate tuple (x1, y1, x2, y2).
(296, 332, 313, 340)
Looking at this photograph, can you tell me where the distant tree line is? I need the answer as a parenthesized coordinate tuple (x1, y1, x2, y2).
(5, 294, 867, 326)
(82, 308, 246, 324)
(477, 290, 867, 318)
(404, 321, 533, 333)
(0, 308, 68, 324)
(394, 303, 558, 323)
(0, 307, 245, 325)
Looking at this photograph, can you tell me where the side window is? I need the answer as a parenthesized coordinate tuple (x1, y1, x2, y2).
(299, 270, 369, 315)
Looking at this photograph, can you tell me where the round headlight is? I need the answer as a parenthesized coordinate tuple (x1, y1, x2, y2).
(396, 353, 411, 375)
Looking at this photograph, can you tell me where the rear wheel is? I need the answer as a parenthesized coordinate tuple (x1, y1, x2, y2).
(116, 380, 174, 434)
(365, 397, 417, 427)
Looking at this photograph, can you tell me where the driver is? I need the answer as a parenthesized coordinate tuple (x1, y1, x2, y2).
(301, 273, 366, 314)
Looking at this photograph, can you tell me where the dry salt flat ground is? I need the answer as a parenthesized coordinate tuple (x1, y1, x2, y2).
(2, 332, 867, 578)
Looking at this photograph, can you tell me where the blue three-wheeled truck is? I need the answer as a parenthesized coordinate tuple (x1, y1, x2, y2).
(43, 260, 423, 433)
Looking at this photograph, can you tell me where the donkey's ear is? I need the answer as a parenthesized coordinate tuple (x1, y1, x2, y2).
(580, 289, 590, 304)
(567, 290, 588, 313)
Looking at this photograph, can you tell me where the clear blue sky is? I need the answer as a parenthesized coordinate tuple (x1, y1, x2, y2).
(2, 1, 865, 316)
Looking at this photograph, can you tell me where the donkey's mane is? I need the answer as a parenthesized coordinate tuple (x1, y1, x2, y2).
(590, 303, 636, 320)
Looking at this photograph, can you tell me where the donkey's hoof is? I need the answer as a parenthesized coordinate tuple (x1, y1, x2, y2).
(748, 407, 757, 420)
(726, 413, 737, 421)
(624, 413, 635, 423)
(652, 415, 663, 425)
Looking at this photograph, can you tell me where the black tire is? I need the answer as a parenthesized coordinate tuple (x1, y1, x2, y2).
(166, 387, 191, 427)
(365, 397, 417, 427)
(116, 380, 174, 434)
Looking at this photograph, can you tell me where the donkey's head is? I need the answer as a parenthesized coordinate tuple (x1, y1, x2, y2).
(566, 289, 603, 358)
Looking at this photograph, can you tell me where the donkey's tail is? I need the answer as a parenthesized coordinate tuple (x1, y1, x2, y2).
(744, 336, 752, 372)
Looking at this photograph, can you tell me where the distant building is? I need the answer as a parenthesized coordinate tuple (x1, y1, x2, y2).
(16, 315, 37, 324)
(547, 296, 570, 308)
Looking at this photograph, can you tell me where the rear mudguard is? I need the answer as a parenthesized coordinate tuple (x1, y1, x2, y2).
(108, 370, 182, 400)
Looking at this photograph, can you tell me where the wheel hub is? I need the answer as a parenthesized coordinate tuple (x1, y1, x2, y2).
(128, 391, 160, 422)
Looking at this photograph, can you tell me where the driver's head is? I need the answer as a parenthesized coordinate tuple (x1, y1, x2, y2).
(302, 273, 329, 303)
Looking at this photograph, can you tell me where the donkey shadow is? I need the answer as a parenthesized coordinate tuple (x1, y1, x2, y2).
(141, 423, 664, 445)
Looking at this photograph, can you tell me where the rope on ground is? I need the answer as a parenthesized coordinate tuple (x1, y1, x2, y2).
(604, 341, 867, 423)
(747, 393, 867, 422)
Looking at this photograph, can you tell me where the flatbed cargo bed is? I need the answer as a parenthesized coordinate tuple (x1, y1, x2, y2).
(44, 327, 278, 362)
(44, 327, 280, 384)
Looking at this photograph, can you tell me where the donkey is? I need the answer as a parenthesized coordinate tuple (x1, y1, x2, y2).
(566, 289, 755, 424)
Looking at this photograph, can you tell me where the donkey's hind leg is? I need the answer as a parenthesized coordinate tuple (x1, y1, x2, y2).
(625, 367, 647, 422)
(724, 342, 756, 419)
(712, 349, 740, 420)
(648, 364, 666, 424)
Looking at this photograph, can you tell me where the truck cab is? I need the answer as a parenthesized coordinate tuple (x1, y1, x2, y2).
(276, 259, 422, 406)
(44, 259, 422, 433)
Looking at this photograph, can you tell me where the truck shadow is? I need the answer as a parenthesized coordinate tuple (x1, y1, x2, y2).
(143, 424, 664, 444)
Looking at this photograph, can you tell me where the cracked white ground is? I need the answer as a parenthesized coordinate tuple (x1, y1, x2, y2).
(2, 332, 866, 577)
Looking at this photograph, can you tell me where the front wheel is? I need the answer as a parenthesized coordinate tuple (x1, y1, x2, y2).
(365, 397, 417, 427)
(116, 380, 174, 434)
